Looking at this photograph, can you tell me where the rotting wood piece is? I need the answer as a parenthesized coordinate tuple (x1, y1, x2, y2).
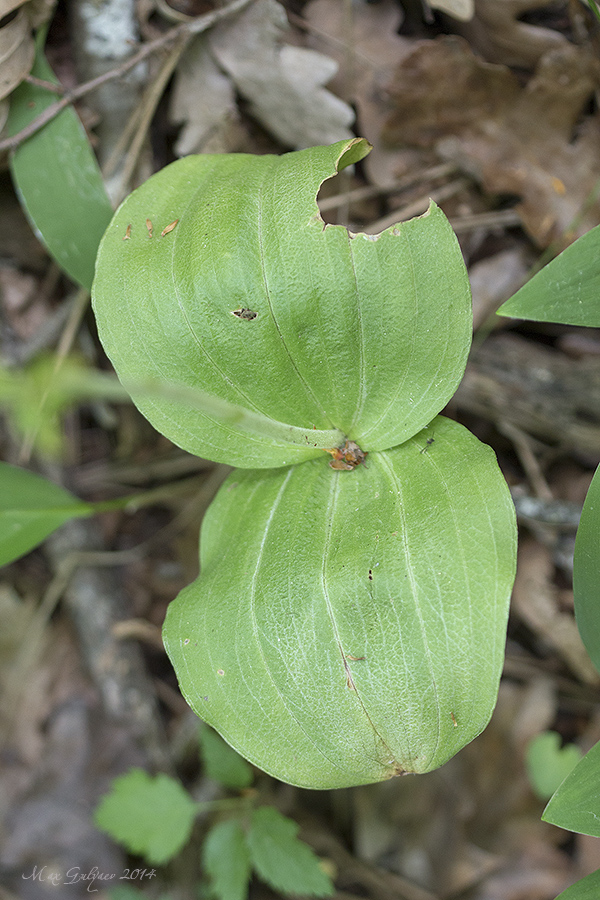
(454, 333, 600, 456)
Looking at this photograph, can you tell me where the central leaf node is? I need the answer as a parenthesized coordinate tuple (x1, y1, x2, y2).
(325, 440, 367, 471)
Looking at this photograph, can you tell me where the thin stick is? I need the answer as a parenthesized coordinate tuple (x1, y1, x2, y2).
(0, 0, 254, 154)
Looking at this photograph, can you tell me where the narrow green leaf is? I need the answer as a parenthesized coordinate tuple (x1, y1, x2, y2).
(8, 39, 113, 291)
(246, 807, 333, 898)
(0, 462, 92, 566)
(202, 820, 251, 900)
(93, 140, 471, 468)
(498, 225, 600, 326)
(526, 731, 582, 800)
(543, 740, 600, 836)
(574, 464, 600, 674)
(163, 416, 516, 789)
(94, 769, 197, 864)
(555, 869, 600, 900)
(200, 726, 254, 790)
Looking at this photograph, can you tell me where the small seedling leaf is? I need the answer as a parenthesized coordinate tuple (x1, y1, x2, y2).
(163, 416, 516, 788)
(199, 726, 254, 790)
(7, 36, 113, 291)
(543, 739, 600, 836)
(202, 820, 251, 900)
(526, 731, 582, 800)
(498, 225, 600, 327)
(94, 769, 197, 864)
(0, 462, 92, 567)
(246, 807, 334, 898)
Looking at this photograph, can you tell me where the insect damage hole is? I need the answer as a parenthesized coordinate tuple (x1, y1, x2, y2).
(232, 308, 257, 321)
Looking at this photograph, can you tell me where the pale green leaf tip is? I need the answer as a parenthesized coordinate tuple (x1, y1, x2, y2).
(335, 137, 372, 172)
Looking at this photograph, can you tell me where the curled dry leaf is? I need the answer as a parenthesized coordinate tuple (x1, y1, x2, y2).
(383, 36, 600, 247)
(0, 9, 34, 102)
(208, 0, 354, 149)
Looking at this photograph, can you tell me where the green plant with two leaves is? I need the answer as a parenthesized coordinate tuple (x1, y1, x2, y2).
(499, 223, 600, 900)
(90, 137, 517, 789)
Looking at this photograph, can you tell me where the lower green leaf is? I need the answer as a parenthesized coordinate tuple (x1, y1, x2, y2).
(200, 725, 254, 790)
(543, 739, 600, 837)
(203, 820, 252, 900)
(0, 462, 92, 567)
(555, 869, 600, 900)
(163, 416, 516, 789)
(94, 769, 197, 864)
(246, 807, 333, 898)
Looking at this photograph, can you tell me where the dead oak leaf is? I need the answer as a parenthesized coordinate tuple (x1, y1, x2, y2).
(383, 36, 600, 247)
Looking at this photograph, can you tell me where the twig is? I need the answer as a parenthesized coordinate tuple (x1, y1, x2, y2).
(0, 0, 255, 154)
(363, 178, 470, 233)
(318, 162, 457, 213)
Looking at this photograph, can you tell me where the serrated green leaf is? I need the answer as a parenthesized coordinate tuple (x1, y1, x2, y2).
(92, 140, 471, 468)
(246, 807, 333, 898)
(526, 731, 582, 800)
(543, 740, 600, 836)
(163, 416, 516, 789)
(94, 769, 197, 864)
(8, 38, 113, 291)
(0, 462, 92, 567)
(202, 820, 251, 900)
(200, 726, 254, 790)
(555, 869, 600, 900)
(498, 225, 600, 327)
(573, 464, 600, 675)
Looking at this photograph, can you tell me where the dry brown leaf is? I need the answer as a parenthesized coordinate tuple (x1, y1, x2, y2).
(383, 37, 600, 247)
(169, 34, 239, 156)
(458, 0, 570, 68)
(0, 8, 34, 102)
(208, 0, 354, 149)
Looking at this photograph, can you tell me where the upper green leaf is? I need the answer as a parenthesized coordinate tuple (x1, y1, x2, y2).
(203, 819, 252, 900)
(246, 807, 334, 898)
(497, 225, 600, 327)
(573, 464, 600, 675)
(94, 769, 197, 864)
(92, 140, 472, 468)
(8, 38, 113, 291)
(0, 462, 92, 567)
(543, 739, 600, 837)
(163, 416, 516, 789)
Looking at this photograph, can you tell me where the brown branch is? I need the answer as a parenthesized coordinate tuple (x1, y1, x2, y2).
(0, 0, 255, 154)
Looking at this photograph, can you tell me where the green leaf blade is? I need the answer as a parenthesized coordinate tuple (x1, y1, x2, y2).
(163, 417, 516, 789)
(246, 807, 334, 898)
(8, 43, 113, 291)
(543, 740, 600, 837)
(92, 141, 471, 467)
(555, 869, 600, 900)
(203, 820, 251, 900)
(498, 225, 600, 327)
(0, 462, 92, 566)
(94, 769, 197, 864)
(574, 464, 600, 674)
